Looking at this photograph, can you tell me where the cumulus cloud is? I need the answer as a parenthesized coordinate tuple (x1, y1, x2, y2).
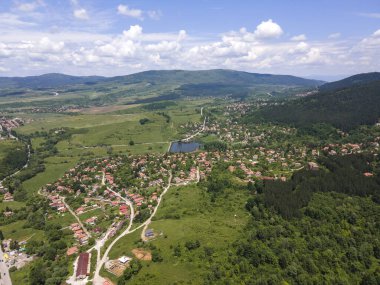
(122, 25, 143, 39)
(373, 29, 380, 37)
(0, 42, 12, 57)
(254, 19, 283, 39)
(291, 34, 307, 41)
(0, 20, 379, 77)
(36, 37, 65, 52)
(74, 8, 89, 20)
(117, 5, 143, 19)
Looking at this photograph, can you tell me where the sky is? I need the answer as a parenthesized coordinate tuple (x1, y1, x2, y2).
(0, 0, 379, 79)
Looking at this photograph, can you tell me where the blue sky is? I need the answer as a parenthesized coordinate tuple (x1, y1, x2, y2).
(0, 0, 379, 78)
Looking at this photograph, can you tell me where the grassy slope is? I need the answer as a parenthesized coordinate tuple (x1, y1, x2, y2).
(106, 184, 250, 284)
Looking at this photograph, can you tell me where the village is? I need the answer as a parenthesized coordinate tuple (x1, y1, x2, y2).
(1, 102, 380, 283)
(0, 117, 24, 140)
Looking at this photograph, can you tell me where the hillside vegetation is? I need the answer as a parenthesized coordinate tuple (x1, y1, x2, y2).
(319, 72, 380, 92)
(204, 155, 380, 284)
(247, 79, 380, 131)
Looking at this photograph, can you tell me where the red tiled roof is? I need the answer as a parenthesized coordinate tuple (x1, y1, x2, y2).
(76, 252, 90, 277)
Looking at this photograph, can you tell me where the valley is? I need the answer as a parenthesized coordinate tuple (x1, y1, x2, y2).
(0, 70, 379, 285)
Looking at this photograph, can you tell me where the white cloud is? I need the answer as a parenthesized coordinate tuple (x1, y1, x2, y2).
(16, 0, 44, 12)
(0, 13, 36, 27)
(117, 5, 143, 20)
(328, 33, 341, 39)
(74, 8, 89, 20)
(178, 30, 187, 41)
(147, 10, 162, 20)
(36, 37, 65, 53)
(254, 19, 283, 39)
(357, 29, 380, 50)
(122, 25, 143, 39)
(0, 19, 379, 77)
(373, 29, 380, 37)
(291, 34, 307, 41)
(0, 43, 12, 57)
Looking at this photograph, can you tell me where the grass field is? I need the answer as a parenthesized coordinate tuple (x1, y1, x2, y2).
(106, 184, 250, 284)
(0, 201, 25, 210)
(22, 156, 79, 196)
(0, 220, 44, 242)
(0, 140, 23, 160)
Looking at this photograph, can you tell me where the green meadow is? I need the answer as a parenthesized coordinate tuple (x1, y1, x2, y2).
(106, 184, 250, 284)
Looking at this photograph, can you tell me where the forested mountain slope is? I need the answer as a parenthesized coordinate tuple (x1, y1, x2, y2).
(248, 79, 380, 131)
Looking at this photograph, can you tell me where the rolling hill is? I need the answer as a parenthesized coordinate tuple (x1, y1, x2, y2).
(319, 72, 380, 92)
(247, 73, 380, 131)
(106, 69, 324, 87)
(0, 73, 105, 89)
(0, 69, 323, 90)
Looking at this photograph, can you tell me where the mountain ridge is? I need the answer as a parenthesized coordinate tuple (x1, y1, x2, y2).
(0, 69, 324, 90)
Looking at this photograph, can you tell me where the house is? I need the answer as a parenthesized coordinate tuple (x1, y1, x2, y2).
(145, 229, 154, 238)
(118, 256, 132, 264)
(85, 216, 97, 225)
(76, 252, 90, 279)
(3, 192, 14, 202)
(119, 204, 129, 215)
(75, 207, 84, 214)
(67, 246, 79, 256)
(307, 162, 319, 171)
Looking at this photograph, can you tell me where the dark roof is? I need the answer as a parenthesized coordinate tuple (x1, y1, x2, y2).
(76, 252, 90, 277)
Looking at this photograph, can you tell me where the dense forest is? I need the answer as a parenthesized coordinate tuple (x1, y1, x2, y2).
(246, 80, 380, 131)
(0, 142, 27, 180)
(204, 155, 380, 284)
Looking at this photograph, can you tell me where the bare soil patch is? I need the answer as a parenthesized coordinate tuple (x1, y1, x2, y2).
(131, 248, 152, 261)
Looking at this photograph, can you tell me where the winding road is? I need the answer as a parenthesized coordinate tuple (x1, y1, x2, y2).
(92, 173, 172, 285)
(67, 107, 203, 284)
(0, 246, 12, 285)
(140, 173, 172, 241)
(62, 197, 92, 238)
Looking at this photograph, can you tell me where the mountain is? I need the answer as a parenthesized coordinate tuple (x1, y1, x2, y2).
(319, 72, 380, 92)
(0, 73, 105, 89)
(247, 74, 380, 131)
(107, 69, 324, 87)
(0, 69, 323, 90)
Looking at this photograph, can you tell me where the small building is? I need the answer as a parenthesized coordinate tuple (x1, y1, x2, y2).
(145, 229, 154, 238)
(76, 252, 90, 279)
(67, 246, 79, 256)
(307, 162, 319, 171)
(118, 256, 132, 264)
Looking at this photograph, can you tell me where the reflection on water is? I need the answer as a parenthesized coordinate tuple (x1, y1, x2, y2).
(169, 141, 201, 153)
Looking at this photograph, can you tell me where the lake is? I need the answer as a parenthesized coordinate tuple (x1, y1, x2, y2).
(169, 141, 201, 153)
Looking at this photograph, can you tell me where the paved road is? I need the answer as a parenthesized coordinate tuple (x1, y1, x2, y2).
(62, 197, 92, 238)
(92, 188, 136, 285)
(0, 246, 12, 285)
(182, 116, 207, 142)
(141, 173, 172, 242)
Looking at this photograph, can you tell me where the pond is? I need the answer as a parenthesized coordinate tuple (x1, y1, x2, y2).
(169, 141, 201, 153)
